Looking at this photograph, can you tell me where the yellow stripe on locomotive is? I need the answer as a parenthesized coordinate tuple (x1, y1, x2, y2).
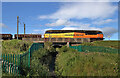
(44, 32, 74, 38)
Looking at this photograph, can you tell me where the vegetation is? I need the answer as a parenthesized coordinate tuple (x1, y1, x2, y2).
(80, 40, 119, 49)
(2, 39, 33, 54)
(55, 46, 118, 76)
(29, 48, 51, 76)
(28, 42, 57, 76)
(2, 40, 119, 76)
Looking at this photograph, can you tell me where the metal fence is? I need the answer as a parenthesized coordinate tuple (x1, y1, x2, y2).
(1, 43, 44, 76)
(70, 45, 119, 53)
(1, 54, 20, 75)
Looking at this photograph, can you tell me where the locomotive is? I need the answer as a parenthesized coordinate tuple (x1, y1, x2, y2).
(44, 30, 104, 41)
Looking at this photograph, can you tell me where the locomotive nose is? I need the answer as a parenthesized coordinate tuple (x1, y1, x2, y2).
(98, 34, 103, 38)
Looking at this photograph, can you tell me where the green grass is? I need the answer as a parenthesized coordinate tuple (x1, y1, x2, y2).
(55, 45, 118, 76)
(80, 40, 119, 49)
(2, 39, 33, 54)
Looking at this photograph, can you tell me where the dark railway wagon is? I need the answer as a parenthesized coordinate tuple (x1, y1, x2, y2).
(0, 34, 12, 40)
(14, 34, 42, 40)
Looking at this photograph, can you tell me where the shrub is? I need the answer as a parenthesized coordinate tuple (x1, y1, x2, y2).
(32, 48, 49, 59)
(2, 39, 32, 54)
(29, 47, 56, 76)
(44, 42, 56, 52)
(57, 46, 78, 53)
(20, 43, 29, 51)
(29, 58, 50, 76)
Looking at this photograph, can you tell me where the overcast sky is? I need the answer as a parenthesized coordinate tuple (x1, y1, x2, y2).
(1, 1, 119, 40)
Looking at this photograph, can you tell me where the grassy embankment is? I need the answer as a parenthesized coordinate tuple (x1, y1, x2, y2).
(2, 39, 33, 54)
(28, 40, 119, 76)
(1, 40, 119, 76)
(55, 40, 119, 76)
(80, 40, 119, 49)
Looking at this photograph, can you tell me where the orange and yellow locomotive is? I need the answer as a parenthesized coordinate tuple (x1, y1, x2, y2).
(44, 30, 104, 40)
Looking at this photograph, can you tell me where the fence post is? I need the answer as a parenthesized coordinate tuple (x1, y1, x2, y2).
(10, 54, 11, 74)
(23, 53, 26, 67)
(1, 54, 2, 71)
(8, 54, 9, 73)
(28, 48, 31, 68)
(11, 54, 12, 74)
(3, 54, 5, 72)
(5, 54, 7, 73)
(79, 46, 82, 52)
(15, 54, 16, 75)
(12, 54, 14, 75)
(19, 54, 21, 75)
(17, 54, 19, 75)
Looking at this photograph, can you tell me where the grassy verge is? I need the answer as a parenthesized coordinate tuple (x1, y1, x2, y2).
(55, 46, 118, 76)
(2, 39, 33, 54)
(80, 40, 119, 49)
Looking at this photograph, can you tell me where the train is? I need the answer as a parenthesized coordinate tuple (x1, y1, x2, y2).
(1, 30, 104, 41)
(0, 34, 42, 40)
(44, 30, 104, 41)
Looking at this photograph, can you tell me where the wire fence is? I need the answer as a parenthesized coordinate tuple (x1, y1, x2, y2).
(1, 43, 44, 76)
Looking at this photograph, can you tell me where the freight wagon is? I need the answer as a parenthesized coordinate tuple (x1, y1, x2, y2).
(0, 34, 12, 40)
(14, 34, 42, 40)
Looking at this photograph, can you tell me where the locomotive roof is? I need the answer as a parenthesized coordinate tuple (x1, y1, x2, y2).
(45, 30, 102, 33)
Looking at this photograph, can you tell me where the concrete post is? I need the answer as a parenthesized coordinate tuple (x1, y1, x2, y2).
(67, 42, 69, 47)
(62, 38, 65, 42)
(75, 38, 77, 42)
(56, 38, 58, 42)
(88, 38, 90, 42)
(81, 38, 84, 43)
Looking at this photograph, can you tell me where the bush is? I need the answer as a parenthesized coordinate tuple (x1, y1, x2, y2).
(20, 43, 29, 51)
(2, 39, 32, 54)
(32, 48, 49, 59)
(57, 46, 78, 53)
(29, 58, 50, 76)
(29, 47, 57, 76)
(44, 42, 56, 52)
